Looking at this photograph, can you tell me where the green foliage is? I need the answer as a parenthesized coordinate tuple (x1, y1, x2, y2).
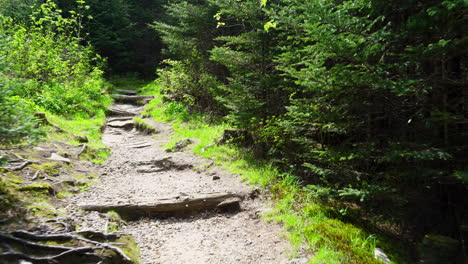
(0, 82, 41, 146)
(150, 0, 468, 260)
(0, 0, 110, 146)
(0, 0, 39, 21)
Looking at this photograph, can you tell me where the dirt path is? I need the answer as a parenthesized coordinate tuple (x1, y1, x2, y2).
(71, 100, 293, 264)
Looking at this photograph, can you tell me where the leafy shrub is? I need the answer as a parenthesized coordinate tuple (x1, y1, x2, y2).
(0, 0, 110, 146)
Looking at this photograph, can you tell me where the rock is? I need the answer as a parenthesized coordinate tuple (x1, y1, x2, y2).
(76, 135, 88, 143)
(288, 257, 308, 264)
(374, 248, 391, 264)
(217, 129, 251, 145)
(165, 138, 193, 152)
(107, 120, 134, 130)
(213, 175, 221, 180)
(49, 153, 71, 164)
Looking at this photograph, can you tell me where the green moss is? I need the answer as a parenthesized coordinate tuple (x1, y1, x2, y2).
(56, 191, 73, 199)
(19, 182, 54, 194)
(115, 234, 140, 264)
(31, 162, 61, 176)
(27, 198, 56, 217)
(106, 210, 124, 232)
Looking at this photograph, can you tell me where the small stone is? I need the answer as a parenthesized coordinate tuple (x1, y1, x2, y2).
(213, 175, 221, 180)
(49, 153, 71, 164)
(374, 248, 390, 264)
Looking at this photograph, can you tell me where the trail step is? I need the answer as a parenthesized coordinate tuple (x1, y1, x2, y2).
(112, 94, 155, 104)
(108, 116, 134, 122)
(107, 107, 138, 117)
(107, 120, 134, 130)
(116, 89, 138, 95)
(79, 193, 244, 219)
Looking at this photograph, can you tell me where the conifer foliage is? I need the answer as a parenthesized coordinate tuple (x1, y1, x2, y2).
(155, 0, 468, 243)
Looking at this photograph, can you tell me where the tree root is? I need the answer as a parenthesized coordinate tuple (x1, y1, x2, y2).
(6, 160, 34, 171)
(0, 230, 134, 264)
(77, 144, 87, 158)
(0, 247, 102, 264)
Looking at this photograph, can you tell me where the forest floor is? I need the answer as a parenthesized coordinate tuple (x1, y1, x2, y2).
(70, 99, 295, 263)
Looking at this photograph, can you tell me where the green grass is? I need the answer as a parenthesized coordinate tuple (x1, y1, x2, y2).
(139, 80, 411, 264)
(45, 110, 110, 164)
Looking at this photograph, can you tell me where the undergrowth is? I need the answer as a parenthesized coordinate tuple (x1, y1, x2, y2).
(46, 109, 110, 164)
(141, 81, 411, 264)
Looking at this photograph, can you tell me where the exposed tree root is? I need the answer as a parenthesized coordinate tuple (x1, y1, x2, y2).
(77, 144, 87, 158)
(0, 230, 134, 264)
(6, 160, 34, 171)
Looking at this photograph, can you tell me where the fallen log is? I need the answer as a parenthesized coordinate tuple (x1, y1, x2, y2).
(80, 193, 244, 218)
(112, 94, 155, 104)
(116, 89, 138, 96)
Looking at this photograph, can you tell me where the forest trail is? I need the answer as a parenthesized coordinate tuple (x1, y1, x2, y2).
(72, 93, 293, 264)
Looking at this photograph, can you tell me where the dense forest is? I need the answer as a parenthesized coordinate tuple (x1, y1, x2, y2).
(1, 0, 467, 263)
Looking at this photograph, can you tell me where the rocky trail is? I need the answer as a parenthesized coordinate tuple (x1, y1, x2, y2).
(69, 91, 294, 263)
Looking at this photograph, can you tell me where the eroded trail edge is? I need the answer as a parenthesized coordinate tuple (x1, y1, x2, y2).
(72, 93, 293, 264)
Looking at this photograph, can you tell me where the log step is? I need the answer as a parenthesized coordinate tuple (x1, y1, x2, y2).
(116, 89, 138, 95)
(112, 94, 155, 104)
(79, 193, 244, 219)
(107, 107, 137, 117)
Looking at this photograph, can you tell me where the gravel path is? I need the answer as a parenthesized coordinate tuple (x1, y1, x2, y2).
(71, 102, 293, 264)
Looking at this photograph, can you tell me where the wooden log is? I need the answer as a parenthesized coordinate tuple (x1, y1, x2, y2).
(112, 94, 155, 103)
(80, 193, 243, 218)
(116, 89, 138, 96)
